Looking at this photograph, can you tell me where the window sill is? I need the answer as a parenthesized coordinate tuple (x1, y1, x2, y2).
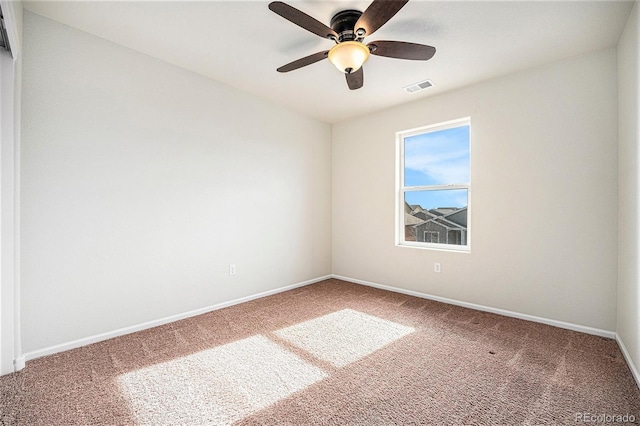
(395, 242, 471, 253)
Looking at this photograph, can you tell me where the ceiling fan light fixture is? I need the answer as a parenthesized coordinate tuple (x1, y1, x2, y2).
(328, 41, 370, 74)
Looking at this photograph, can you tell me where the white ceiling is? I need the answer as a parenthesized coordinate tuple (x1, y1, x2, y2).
(23, 0, 634, 124)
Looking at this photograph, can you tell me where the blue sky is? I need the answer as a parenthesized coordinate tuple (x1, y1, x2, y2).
(404, 125, 469, 210)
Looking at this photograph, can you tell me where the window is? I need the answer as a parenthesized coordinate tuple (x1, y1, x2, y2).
(424, 231, 439, 243)
(396, 118, 470, 251)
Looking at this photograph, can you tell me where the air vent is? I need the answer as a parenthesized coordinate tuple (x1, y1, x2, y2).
(404, 79, 433, 93)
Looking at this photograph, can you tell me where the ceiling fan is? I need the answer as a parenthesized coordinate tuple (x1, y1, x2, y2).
(268, 0, 436, 90)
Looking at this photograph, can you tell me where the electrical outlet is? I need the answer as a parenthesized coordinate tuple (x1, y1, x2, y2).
(434, 262, 441, 273)
(229, 264, 236, 276)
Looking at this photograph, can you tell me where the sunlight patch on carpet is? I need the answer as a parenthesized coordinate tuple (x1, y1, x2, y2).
(274, 309, 415, 367)
(117, 335, 327, 425)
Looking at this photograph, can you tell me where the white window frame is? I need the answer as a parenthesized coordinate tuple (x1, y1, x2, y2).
(0, 0, 23, 374)
(395, 117, 471, 252)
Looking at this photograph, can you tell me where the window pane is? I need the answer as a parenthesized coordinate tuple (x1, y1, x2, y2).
(404, 189, 468, 245)
(404, 125, 470, 186)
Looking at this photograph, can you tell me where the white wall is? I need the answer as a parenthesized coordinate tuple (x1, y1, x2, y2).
(617, 0, 640, 382)
(21, 11, 332, 355)
(17, 5, 634, 367)
(333, 48, 618, 332)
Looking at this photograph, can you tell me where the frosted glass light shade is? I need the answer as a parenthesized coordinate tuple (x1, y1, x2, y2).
(328, 41, 370, 74)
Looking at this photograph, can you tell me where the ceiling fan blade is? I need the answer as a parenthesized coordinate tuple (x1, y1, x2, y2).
(368, 40, 436, 60)
(346, 67, 364, 90)
(277, 50, 330, 73)
(355, 0, 409, 37)
(269, 2, 338, 40)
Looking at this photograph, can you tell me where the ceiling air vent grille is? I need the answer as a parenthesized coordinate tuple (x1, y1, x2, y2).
(404, 79, 433, 93)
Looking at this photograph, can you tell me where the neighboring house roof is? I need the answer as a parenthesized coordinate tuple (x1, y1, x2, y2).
(441, 207, 467, 227)
(409, 206, 467, 231)
(432, 216, 465, 230)
(415, 217, 464, 231)
(429, 207, 461, 216)
(404, 213, 426, 226)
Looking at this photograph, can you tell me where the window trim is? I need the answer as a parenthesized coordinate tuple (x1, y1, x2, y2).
(395, 117, 471, 252)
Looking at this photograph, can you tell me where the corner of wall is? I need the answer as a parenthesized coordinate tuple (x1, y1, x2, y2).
(616, 0, 640, 390)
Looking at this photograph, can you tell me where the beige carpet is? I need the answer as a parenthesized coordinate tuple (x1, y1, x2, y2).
(1, 279, 638, 425)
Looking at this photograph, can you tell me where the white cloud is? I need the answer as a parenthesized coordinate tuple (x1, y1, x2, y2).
(404, 129, 470, 184)
(405, 151, 470, 184)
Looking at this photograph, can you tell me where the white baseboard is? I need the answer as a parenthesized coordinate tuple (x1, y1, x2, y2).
(19, 274, 621, 365)
(22, 275, 332, 362)
(616, 333, 640, 390)
(331, 274, 616, 339)
(13, 356, 25, 372)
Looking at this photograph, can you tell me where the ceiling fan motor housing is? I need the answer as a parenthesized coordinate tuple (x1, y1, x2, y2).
(330, 10, 363, 42)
